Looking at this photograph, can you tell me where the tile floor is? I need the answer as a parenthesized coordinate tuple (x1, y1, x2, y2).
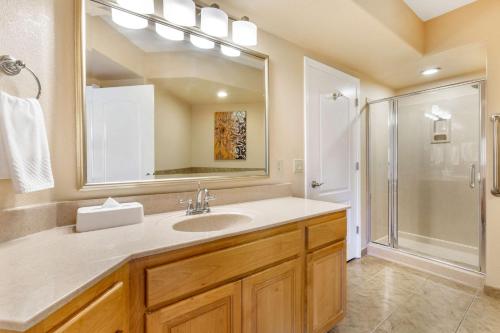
(330, 256, 500, 333)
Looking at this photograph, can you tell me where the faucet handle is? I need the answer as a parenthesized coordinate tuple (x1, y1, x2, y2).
(179, 198, 193, 211)
(202, 189, 216, 213)
(204, 189, 216, 202)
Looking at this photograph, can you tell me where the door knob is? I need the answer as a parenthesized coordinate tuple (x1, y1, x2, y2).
(311, 180, 324, 188)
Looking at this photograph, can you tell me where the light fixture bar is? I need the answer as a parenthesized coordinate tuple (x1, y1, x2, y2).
(91, 0, 267, 58)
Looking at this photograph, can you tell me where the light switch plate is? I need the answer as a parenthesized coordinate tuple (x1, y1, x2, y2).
(277, 160, 284, 172)
(293, 159, 304, 174)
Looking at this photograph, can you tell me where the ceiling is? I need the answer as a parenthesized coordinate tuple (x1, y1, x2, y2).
(87, 51, 263, 105)
(151, 78, 264, 105)
(216, 0, 486, 89)
(403, 0, 477, 21)
(87, 50, 141, 80)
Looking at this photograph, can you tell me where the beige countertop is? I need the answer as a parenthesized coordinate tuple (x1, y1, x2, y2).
(0, 197, 349, 332)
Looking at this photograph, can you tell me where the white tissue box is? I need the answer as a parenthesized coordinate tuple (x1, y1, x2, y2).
(76, 201, 144, 233)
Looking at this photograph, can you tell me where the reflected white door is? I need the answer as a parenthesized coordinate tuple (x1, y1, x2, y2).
(305, 57, 361, 261)
(86, 85, 155, 183)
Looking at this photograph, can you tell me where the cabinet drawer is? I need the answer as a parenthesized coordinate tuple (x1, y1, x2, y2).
(50, 282, 126, 333)
(146, 230, 302, 307)
(307, 217, 346, 250)
(146, 281, 241, 333)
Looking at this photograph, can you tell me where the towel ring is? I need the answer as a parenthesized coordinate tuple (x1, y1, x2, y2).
(0, 55, 41, 99)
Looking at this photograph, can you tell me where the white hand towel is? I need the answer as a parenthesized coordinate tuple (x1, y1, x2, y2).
(0, 91, 54, 193)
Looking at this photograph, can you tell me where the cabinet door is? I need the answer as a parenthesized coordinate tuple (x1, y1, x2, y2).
(50, 282, 126, 333)
(242, 259, 302, 333)
(146, 281, 241, 333)
(307, 241, 346, 333)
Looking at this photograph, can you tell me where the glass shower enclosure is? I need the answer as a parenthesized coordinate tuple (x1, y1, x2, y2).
(368, 81, 485, 272)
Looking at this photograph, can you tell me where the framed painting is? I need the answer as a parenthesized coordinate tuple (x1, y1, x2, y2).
(214, 111, 247, 160)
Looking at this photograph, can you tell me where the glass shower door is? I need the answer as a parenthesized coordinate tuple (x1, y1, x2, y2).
(368, 100, 392, 246)
(396, 84, 482, 271)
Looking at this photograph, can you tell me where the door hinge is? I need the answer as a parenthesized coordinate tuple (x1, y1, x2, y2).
(356, 226, 360, 234)
(355, 98, 359, 107)
(355, 162, 360, 171)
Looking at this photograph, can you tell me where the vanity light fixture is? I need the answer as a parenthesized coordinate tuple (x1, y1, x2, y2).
(220, 45, 241, 57)
(421, 67, 441, 76)
(155, 23, 185, 41)
(217, 90, 228, 98)
(201, 4, 229, 37)
(190, 35, 215, 49)
(117, 0, 154, 14)
(232, 16, 257, 46)
(163, 0, 196, 26)
(111, 9, 149, 29)
(112, 0, 154, 29)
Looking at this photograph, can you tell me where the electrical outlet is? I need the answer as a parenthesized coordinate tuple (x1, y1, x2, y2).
(293, 159, 304, 174)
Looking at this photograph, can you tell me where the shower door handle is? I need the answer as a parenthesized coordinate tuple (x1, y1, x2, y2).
(492, 114, 500, 195)
(469, 164, 476, 189)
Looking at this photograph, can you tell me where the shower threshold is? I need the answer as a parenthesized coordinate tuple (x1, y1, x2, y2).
(367, 242, 484, 288)
(375, 232, 479, 271)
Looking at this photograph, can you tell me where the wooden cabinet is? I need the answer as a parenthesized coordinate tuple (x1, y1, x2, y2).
(242, 259, 302, 333)
(50, 282, 126, 333)
(306, 241, 346, 333)
(146, 281, 242, 333)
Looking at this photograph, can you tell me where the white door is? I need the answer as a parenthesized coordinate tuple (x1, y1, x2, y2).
(85, 85, 155, 183)
(304, 57, 361, 261)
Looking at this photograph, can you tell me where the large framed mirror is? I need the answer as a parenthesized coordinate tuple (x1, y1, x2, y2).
(76, 0, 269, 189)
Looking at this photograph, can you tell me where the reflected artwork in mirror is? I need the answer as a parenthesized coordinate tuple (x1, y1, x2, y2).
(79, 0, 268, 187)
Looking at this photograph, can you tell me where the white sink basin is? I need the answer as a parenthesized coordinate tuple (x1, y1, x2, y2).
(172, 213, 253, 232)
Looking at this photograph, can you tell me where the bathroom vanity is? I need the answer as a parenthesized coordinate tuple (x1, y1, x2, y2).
(0, 198, 348, 333)
(0, 3, 347, 331)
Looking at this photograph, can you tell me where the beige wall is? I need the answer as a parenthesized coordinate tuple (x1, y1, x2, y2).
(191, 103, 266, 169)
(154, 87, 192, 171)
(0, 0, 392, 243)
(353, 0, 424, 54)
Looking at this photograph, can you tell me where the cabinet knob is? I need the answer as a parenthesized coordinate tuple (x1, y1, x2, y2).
(116, 330, 123, 333)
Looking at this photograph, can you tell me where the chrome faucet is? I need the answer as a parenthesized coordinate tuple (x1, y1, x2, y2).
(180, 183, 216, 215)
